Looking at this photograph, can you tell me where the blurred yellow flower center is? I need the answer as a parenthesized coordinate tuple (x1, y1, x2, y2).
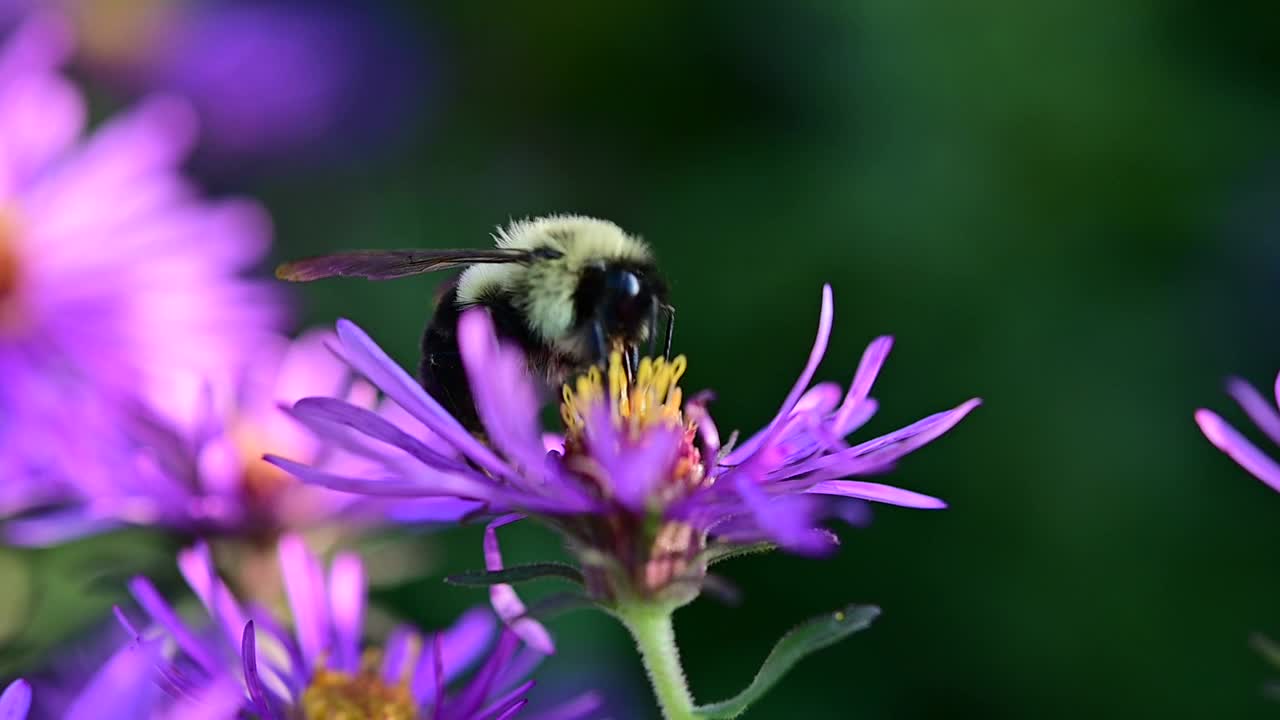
(561, 352, 687, 436)
(302, 653, 418, 720)
(230, 422, 299, 511)
(0, 211, 26, 335)
(70, 0, 174, 67)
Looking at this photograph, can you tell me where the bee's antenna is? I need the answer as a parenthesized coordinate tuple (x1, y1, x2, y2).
(662, 304, 676, 360)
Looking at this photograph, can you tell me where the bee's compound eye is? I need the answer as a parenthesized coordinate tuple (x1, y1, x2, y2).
(604, 268, 642, 298)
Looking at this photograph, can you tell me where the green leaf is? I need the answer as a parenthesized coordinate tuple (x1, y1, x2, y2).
(694, 604, 881, 719)
(702, 541, 777, 567)
(517, 591, 595, 621)
(445, 562, 584, 587)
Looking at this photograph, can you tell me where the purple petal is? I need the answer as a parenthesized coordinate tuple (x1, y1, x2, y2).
(484, 515, 555, 654)
(278, 534, 330, 672)
(494, 700, 531, 720)
(730, 473, 835, 556)
(177, 542, 247, 651)
(328, 552, 366, 674)
(806, 480, 946, 509)
(127, 577, 219, 674)
(1274, 371, 1280, 411)
(458, 309, 550, 482)
(475, 681, 535, 720)
(726, 285, 834, 465)
(1227, 377, 1280, 446)
(333, 319, 515, 480)
(158, 676, 244, 720)
(833, 336, 893, 435)
(384, 497, 489, 523)
(4, 507, 123, 547)
(1196, 409, 1280, 492)
(289, 397, 472, 473)
(411, 608, 498, 704)
(521, 692, 605, 720)
(583, 404, 681, 511)
(770, 399, 981, 482)
(242, 622, 282, 720)
(382, 627, 417, 685)
(64, 639, 162, 720)
(0, 680, 31, 720)
(266, 454, 500, 501)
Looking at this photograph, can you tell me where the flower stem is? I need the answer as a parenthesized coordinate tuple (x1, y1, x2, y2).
(616, 605, 697, 720)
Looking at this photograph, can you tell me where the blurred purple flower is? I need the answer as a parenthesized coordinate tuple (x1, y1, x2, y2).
(68, 0, 428, 167)
(123, 534, 601, 719)
(1196, 371, 1280, 493)
(268, 285, 979, 622)
(0, 679, 31, 719)
(6, 634, 244, 720)
(6, 329, 484, 545)
(0, 14, 286, 515)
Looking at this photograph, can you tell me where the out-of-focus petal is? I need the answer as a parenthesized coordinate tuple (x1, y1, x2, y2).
(483, 515, 555, 655)
(63, 639, 162, 720)
(1227, 377, 1280, 447)
(0, 679, 31, 720)
(1196, 409, 1280, 492)
(278, 534, 330, 671)
(730, 473, 834, 556)
(328, 551, 366, 674)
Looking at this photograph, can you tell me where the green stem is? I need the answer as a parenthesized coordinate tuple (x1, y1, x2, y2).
(616, 605, 697, 720)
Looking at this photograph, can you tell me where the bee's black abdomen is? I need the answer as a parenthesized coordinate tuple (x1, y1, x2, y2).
(419, 284, 483, 431)
(419, 284, 555, 433)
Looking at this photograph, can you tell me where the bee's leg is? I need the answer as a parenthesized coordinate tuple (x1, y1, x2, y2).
(662, 304, 676, 360)
(626, 344, 640, 380)
(648, 298, 660, 358)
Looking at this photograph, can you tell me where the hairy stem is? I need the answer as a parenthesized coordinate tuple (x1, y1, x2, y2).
(616, 605, 697, 720)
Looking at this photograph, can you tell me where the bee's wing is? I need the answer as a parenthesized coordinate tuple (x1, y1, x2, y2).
(275, 248, 541, 282)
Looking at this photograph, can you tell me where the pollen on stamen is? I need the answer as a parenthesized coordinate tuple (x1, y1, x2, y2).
(561, 352, 689, 437)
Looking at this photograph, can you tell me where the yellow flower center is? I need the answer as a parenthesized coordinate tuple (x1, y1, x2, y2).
(301, 651, 418, 720)
(231, 422, 297, 507)
(559, 353, 713, 598)
(0, 211, 27, 335)
(561, 352, 688, 437)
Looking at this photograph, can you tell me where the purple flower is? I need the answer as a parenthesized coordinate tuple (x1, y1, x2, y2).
(0, 14, 285, 514)
(1, 679, 31, 719)
(62, 0, 428, 167)
(6, 329, 484, 545)
(123, 534, 601, 719)
(269, 285, 979, 616)
(1196, 371, 1280, 493)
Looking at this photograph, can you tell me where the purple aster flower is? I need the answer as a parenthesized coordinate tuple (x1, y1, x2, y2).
(268, 285, 979, 624)
(122, 534, 601, 719)
(6, 329, 483, 545)
(58, 0, 428, 167)
(0, 14, 285, 514)
(1, 679, 31, 719)
(1196, 371, 1280, 494)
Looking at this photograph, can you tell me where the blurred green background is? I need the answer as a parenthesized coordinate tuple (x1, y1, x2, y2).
(7, 1, 1280, 717)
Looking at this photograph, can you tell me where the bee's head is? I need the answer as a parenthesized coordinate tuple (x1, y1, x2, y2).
(575, 260, 667, 364)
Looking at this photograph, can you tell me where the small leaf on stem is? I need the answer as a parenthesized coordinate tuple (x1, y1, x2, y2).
(445, 562, 585, 587)
(694, 604, 880, 719)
